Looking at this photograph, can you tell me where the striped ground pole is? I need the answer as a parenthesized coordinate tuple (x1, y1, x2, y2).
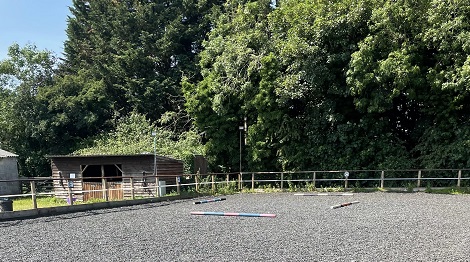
(331, 201, 360, 209)
(294, 193, 354, 196)
(190, 211, 276, 218)
(193, 197, 227, 204)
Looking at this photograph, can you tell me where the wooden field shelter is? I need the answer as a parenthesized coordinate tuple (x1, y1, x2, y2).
(48, 154, 184, 201)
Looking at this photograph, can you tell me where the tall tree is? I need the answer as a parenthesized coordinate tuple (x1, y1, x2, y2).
(347, 0, 470, 169)
(0, 44, 57, 176)
(413, 0, 470, 168)
(346, 0, 430, 168)
(36, 69, 111, 154)
(0, 88, 13, 150)
(268, 0, 382, 170)
(184, 0, 275, 172)
(63, 0, 223, 129)
(187, 0, 426, 172)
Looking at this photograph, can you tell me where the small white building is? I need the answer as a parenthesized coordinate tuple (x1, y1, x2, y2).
(0, 149, 20, 195)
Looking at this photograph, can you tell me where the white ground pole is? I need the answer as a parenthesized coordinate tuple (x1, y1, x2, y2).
(331, 201, 360, 209)
(294, 193, 354, 196)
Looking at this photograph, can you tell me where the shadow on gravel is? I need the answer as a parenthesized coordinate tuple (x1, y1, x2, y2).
(0, 198, 194, 226)
(0, 220, 22, 227)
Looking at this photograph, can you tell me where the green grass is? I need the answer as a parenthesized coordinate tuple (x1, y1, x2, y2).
(350, 187, 382, 193)
(254, 184, 282, 193)
(13, 196, 112, 211)
(425, 187, 470, 194)
(82, 198, 107, 204)
(13, 196, 68, 211)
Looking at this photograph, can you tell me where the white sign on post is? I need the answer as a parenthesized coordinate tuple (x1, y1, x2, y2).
(70, 173, 76, 179)
(344, 171, 349, 178)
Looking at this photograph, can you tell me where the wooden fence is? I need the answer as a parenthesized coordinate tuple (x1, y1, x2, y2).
(1, 168, 470, 210)
(186, 169, 470, 191)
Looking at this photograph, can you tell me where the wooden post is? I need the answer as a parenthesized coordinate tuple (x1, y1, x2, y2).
(67, 186, 73, 206)
(281, 172, 284, 190)
(176, 176, 181, 195)
(156, 176, 160, 197)
(130, 177, 135, 200)
(237, 173, 240, 189)
(30, 180, 37, 209)
(211, 174, 215, 191)
(417, 170, 422, 188)
(457, 170, 462, 187)
(251, 173, 255, 190)
(101, 165, 108, 201)
(380, 171, 385, 189)
(344, 176, 348, 189)
(195, 175, 199, 192)
(313, 172, 316, 188)
(237, 173, 240, 190)
(102, 178, 108, 201)
(226, 174, 229, 186)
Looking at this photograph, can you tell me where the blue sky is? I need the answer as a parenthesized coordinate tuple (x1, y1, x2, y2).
(0, 0, 72, 60)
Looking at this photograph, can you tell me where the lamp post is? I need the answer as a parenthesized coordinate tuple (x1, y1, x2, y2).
(239, 125, 244, 173)
(152, 131, 157, 176)
(239, 125, 244, 189)
(152, 131, 159, 197)
(238, 117, 247, 189)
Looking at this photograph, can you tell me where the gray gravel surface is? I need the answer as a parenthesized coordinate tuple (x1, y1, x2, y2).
(0, 192, 469, 261)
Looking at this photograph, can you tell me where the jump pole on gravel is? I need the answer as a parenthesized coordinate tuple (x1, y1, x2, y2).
(191, 211, 276, 218)
(193, 197, 226, 204)
(331, 201, 359, 209)
(294, 193, 353, 196)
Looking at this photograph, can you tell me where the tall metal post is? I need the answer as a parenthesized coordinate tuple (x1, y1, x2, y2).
(238, 118, 247, 190)
(152, 131, 157, 177)
(152, 131, 158, 196)
(239, 125, 244, 176)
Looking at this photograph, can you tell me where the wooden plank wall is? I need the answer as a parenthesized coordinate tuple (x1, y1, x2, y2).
(51, 158, 84, 201)
(121, 177, 177, 198)
(82, 182, 123, 201)
(50, 155, 183, 201)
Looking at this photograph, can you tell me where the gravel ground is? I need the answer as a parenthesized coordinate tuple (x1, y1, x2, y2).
(0, 192, 469, 261)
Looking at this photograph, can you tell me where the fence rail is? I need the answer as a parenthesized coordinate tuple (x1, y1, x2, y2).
(0, 168, 469, 211)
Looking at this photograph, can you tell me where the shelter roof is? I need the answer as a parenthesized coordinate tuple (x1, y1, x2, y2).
(46, 153, 182, 163)
(0, 149, 18, 158)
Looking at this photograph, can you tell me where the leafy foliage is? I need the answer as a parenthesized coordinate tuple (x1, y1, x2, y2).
(3, 0, 470, 178)
(74, 112, 205, 173)
(0, 44, 57, 177)
(64, 0, 222, 125)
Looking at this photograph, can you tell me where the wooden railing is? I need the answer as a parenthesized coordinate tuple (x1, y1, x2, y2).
(0, 168, 469, 210)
